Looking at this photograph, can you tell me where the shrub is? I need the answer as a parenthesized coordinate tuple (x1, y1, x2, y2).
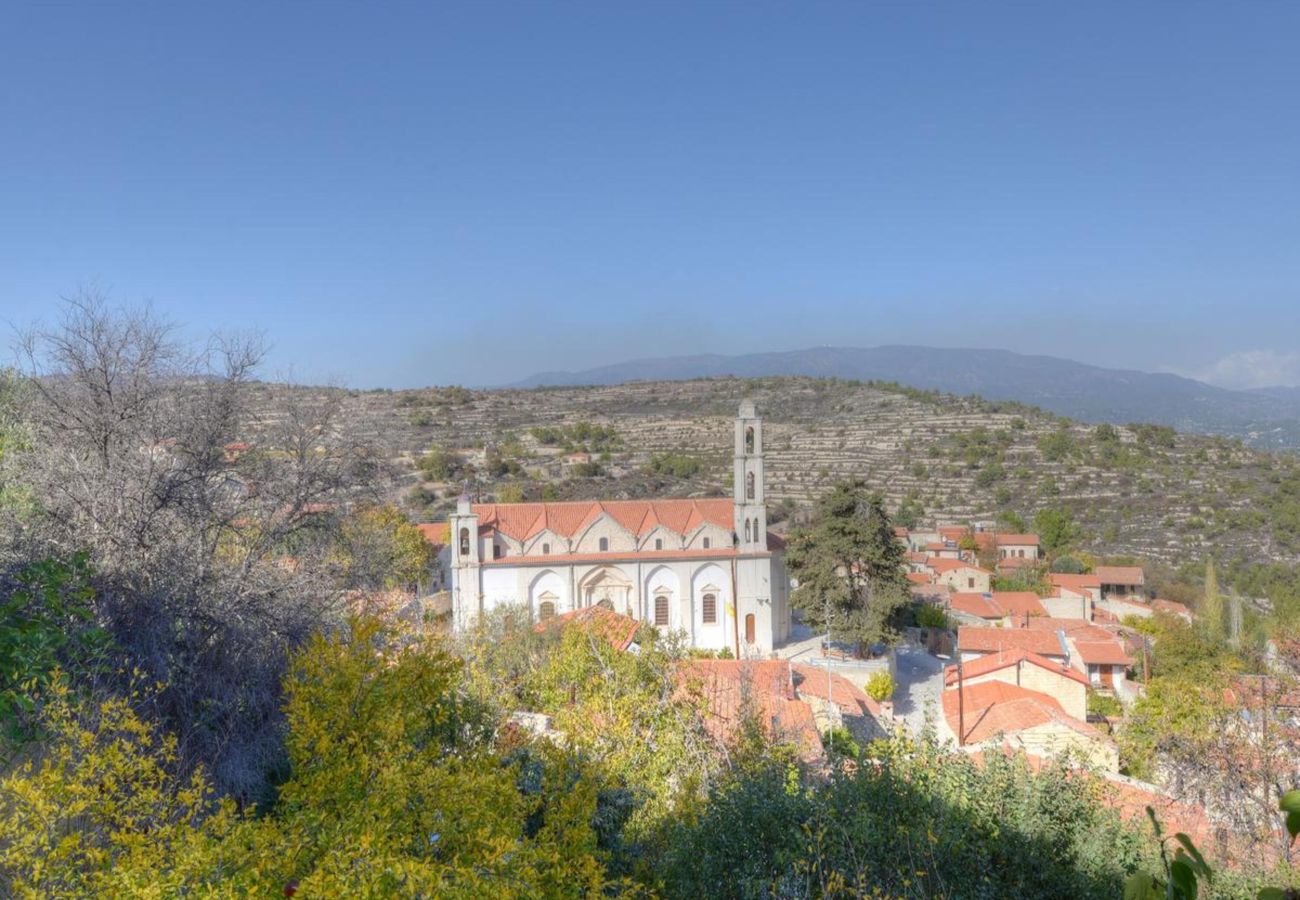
(865, 670, 895, 702)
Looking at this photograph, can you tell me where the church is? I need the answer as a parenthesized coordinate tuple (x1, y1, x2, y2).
(444, 401, 792, 655)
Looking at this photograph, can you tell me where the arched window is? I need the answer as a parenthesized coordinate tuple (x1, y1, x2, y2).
(459, 527, 470, 556)
(598, 537, 609, 552)
(702, 593, 717, 624)
(538, 600, 556, 620)
(744, 613, 755, 644)
(702, 537, 710, 549)
(745, 426, 755, 454)
(744, 520, 752, 542)
(753, 518, 760, 541)
(745, 472, 755, 500)
(654, 591, 670, 626)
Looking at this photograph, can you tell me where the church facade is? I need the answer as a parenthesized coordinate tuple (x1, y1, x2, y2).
(445, 401, 792, 655)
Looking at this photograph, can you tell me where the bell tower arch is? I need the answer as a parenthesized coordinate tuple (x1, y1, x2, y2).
(734, 400, 766, 551)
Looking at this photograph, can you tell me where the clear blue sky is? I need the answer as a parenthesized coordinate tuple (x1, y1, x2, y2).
(3, 2, 1299, 388)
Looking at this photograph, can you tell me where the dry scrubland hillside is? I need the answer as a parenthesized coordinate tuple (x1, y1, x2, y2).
(244, 376, 1300, 567)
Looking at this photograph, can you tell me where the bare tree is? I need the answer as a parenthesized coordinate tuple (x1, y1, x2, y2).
(7, 290, 379, 799)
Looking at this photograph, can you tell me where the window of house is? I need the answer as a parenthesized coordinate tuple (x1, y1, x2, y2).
(654, 592, 669, 626)
(494, 544, 503, 559)
(745, 613, 755, 644)
(967, 577, 974, 588)
(655, 538, 663, 550)
(459, 527, 470, 556)
(538, 600, 556, 620)
(702, 537, 710, 549)
(599, 537, 609, 552)
(702, 593, 717, 624)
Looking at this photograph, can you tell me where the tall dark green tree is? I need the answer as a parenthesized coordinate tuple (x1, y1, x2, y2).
(784, 480, 910, 650)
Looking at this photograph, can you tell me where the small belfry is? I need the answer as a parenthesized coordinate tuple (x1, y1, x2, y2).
(734, 399, 766, 551)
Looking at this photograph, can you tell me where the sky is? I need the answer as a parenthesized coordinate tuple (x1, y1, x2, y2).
(2, 2, 1299, 389)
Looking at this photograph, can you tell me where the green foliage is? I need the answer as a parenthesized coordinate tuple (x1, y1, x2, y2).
(895, 491, 925, 529)
(663, 735, 1149, 899)
(529, 422, 622, 453)
(864, 670, 895, 702)
(1202, 558, 1225, 640)
(337, 504, 435, 590)
(496, 482, 526, 503)
(0, 554, 111, 741)
(785, 480, 911, 648)
(645, 452, 704, 478)
(1038, 429, 1080, 462)
(417, 443, 462, 481)
(1087, 691, 1123, 719)
(1033, 506, 1081, 555)
(915, 603, 949, 629)
(1051, 554, 1088, 574)
(997, 509, 1028, 533)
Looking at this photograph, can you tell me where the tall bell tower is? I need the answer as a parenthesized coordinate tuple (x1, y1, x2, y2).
(734, 400, 766, 551)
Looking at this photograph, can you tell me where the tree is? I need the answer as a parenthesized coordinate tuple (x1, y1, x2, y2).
(1033, 506, 1080, 556)
(337, 504, 434, 591)
(8, 292, 377, 799)
(784, 480, 910, 650)
(1202, 558, 1224, 640)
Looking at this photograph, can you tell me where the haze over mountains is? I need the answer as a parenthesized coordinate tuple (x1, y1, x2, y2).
(513, 346, 1300, 449)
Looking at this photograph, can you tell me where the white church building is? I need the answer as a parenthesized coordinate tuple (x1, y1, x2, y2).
(445, 401, 792, 654)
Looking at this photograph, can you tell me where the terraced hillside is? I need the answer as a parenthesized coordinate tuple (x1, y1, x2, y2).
(244, 376, 1300, 567)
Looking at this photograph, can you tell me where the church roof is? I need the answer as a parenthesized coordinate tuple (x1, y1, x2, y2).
(472, 498, 735, 542)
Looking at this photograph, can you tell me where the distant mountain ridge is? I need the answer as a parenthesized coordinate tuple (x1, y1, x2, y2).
(512, 345, 1300, 449)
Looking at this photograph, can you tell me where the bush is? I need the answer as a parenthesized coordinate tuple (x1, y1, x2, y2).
(865, 670, 895, 702)
(915, 604, 949, 630)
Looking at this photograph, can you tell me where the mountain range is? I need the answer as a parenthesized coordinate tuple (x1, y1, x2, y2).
(512, 346, 1300, 449)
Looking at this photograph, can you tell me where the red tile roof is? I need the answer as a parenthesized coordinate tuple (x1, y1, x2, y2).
(906, 572, 932, 585)
(1152, 598, 1193, 618)
(945, 648, 1090, 688)
(948, 590, 1046, 620)
(996, 534, 1040, 546)
(417, 522, 450, 546)
(679, 660, 824, 763)
(474, 498, 734, 542)
(958, 626, 1066, 657)
(788, 663, 883, 718)
(949, 592, 1002, 619)
(536, 606, 642, 652)
(928, 558, 990, 575)
(1048, 573, 1101, 592)
(1094, 566, 1144, 585)
(1071, 640, 1134, 667)
(942, 680, 1103, 745)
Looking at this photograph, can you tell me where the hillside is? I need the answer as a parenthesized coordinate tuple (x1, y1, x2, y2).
(509, 345, 1300, 449)
(247, 376, 1300, 570)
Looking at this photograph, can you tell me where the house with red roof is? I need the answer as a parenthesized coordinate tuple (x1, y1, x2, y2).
(679, 659, 885, 764)
(926, 557, 991, 593)
(947, 591, 1047, 624)
(1095, 565, 1145, 600)
(940, 680, 1118, 771)
(444, 402, 792, 654)
(945, 648, 1089, 720)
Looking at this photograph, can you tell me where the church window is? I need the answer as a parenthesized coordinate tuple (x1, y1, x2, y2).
(744, 520, 752, 542)
(654, 592, 670, 626)
(702, 593, 717, 624)
(702, 537, 710, 549)
(746, 472, 755, 500)
(745, 426, 754, 454)
(494, 544, 503, 559)
(745, 613, 755, 644)
(599, 537, 609, 552)
(542, 542, 550, 554)
(753, 518, 760, 541)
(597, 598, 613, 611)
(655, 538, 663, 550)
(459, 527, 470, 556)
(538, 600, 556, 620)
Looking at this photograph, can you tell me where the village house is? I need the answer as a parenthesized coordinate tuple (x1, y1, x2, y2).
(940, 680, 1118, 771)
(945, 648, 1089, 720)
(441, 402, 792, 655)
(926, 558, 992, 593)
(947, 590, 1047, 625)
(1095, 565, 1145, 600)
